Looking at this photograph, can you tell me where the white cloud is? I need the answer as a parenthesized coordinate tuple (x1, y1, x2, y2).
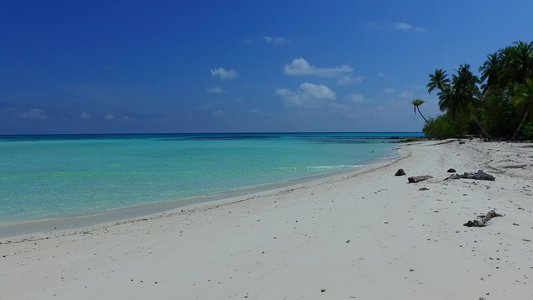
(264, 36, 290, 44)
(383, 88, 395, 94)
(284, 58, 357, 85)
(299, 82, 336, 99)
(346, 94, 366, 103)
(275, 82, 336, 107)
(395, 22, 426, 33)
(105, 114, 115, 120)
(378, 72, 387, 77)
(80, 112, 92, 119)
(349, 76, 365, 84)
(396, 22, 412, 31)
(242, 39, 253, 44)
(399, 90, 415, 99)
(20, 108, 46, 120)
(210, 68, 238, 80)
(207, 87, 223, 94)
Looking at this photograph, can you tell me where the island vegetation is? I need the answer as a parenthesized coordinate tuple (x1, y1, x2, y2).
(416, 41, 533, 140)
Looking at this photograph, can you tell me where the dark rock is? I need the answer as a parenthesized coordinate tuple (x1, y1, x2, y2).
(395, 169, 406, 176)
(447, 168, 456, 173)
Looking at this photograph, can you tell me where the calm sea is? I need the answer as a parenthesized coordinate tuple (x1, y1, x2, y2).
(0, 132, 422, 225)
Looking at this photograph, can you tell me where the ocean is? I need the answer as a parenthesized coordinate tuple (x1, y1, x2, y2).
(0, 132, 422, 226)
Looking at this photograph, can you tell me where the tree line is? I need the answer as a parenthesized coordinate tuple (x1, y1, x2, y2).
(411, 41, 533, 140)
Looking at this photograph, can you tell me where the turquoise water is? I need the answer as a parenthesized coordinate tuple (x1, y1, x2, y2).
(0, 132, 422, 224)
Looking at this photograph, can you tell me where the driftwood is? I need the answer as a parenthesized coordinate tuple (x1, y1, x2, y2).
(408, 175, 432, 183)
(445, 170, 495, 181)
(463, 210, 502, 227)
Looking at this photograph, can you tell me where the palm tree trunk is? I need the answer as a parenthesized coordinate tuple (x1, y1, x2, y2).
(512, 110, 529, 140)
(416, 107, 429, 124)
(470, 112, 491, 139)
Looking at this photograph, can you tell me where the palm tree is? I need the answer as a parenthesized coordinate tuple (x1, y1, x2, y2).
(410, 99, 428, 123)
(427, 69, 450, 94)
(478, 41, 533, 139)
(511, 78, 533, 139)
(479, 41, 533, 93)
(438, 65, 491, 138)
(503, 41, 533, 86)
(479, 52, 504, 93)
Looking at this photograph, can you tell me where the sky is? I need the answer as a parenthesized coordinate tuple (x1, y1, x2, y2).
(1, 0, 532, 134)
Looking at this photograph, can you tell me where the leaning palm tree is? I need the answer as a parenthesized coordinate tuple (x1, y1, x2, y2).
(511, 78, 533, 139)
(427, 69, 450, 94)
(410, 99, 428, 123)
(438, 65, 491, 139)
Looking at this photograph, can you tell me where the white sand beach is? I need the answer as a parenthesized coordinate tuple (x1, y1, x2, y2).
(1, 139, 532, 299)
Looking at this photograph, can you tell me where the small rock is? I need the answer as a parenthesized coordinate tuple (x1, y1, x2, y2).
(321, 289, 326, 293)
(346, 240, 350, 243)
(447, 168, 456, 173)
(395, 169, 406, 176)
(419, 187, 428, 191)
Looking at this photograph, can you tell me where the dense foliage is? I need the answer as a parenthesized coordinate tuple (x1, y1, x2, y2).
(420, 41, 533, 140)
(422, 115, 467, 139)
(522, 121, 533, 140)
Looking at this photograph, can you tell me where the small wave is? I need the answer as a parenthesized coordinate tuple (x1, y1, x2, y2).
(271, 164, 360, 171)
(306, 165, 359, 170)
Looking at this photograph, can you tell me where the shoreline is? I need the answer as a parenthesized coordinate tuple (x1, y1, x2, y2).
(0, 132, 406, 230)
(1, 139, 532, 299)
(0, 148, 401, 239)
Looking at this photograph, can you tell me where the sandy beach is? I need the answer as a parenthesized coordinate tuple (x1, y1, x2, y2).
(1, 139, 532, 299)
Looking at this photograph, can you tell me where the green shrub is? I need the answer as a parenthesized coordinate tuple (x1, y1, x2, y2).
(479, 91, 518, 138)
(423, 115, 467, 139)
(522, 120, 533, 140)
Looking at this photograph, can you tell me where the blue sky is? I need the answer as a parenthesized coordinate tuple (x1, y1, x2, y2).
(1, 0, 532, 134)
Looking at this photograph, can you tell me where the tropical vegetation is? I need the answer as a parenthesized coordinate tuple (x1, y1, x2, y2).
(419, 41, 533, 140)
